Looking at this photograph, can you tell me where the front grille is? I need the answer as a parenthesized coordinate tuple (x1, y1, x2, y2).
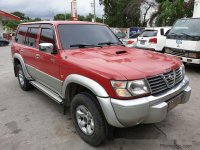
(147, 68, 183, 95)
(165, 48, 188, 57)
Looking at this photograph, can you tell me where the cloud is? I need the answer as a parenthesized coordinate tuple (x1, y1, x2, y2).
(0, 0, 104, 19)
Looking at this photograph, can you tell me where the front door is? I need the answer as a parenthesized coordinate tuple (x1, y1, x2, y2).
(35, 25, 62, 94)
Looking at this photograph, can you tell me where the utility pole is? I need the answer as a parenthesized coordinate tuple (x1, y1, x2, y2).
(94, 0, 96, 22)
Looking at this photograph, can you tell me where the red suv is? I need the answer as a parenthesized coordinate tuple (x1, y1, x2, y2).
(11, 21, 191, 146)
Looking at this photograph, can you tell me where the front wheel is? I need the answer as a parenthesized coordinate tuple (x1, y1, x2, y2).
(71, 92, 112, 146)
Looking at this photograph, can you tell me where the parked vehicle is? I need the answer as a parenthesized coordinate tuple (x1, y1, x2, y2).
(121, 33, 140, 48)
(0, 36, 9, 46)
(121, 27, 145, 48)
(137, 27, 171, 52)
(11, 21, 191, 146)
(164, 18, 200, 64)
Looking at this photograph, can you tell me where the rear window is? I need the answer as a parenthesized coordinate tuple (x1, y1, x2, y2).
(15, 25, 28, 44)
(140, 30, 157, 37)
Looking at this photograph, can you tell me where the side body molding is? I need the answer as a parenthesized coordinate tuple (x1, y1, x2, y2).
(62, 74, 109, 99)
(13, 53, 32, 80)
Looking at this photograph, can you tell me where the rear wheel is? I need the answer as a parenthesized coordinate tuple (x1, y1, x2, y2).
(71, 92, 113, 146)
(0, 42, 4, 47)
(17, 64, 33, 91)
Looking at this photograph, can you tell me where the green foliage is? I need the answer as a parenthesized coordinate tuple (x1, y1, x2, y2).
(155, 0, 194, 26)
(54, 13, 71, 20)
(100, 0, 142, 28)
(54, 13, 103, 23)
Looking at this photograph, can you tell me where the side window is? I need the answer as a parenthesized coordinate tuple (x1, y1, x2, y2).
(15, 26, 28, 44)
(39, 28, 56, 53)
(25, 28, 39, 48)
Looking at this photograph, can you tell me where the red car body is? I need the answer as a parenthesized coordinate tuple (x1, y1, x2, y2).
(11, 21, 191, 146)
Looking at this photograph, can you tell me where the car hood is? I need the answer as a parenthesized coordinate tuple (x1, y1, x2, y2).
(62, 46, 181, 80)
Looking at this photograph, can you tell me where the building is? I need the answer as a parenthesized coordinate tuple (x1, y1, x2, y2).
(0, 10, 20, 38)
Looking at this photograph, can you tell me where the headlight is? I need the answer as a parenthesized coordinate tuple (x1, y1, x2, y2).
(111, 79, 150, 98)
(188, 52, 197, 58)
(111, 81, 131, 97)
(127, 80, 150, 96)
(188, 52, 200, 59)
(180, 64, 185, 78)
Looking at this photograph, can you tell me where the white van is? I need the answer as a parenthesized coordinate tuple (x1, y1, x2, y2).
(164, 18, 200, 64)
(137, 27, 171, 52)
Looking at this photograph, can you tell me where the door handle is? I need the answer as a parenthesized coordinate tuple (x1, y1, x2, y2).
(35, 54, 40, 59)
(20, 49, 24, 54)
(50, 58, 55, 63)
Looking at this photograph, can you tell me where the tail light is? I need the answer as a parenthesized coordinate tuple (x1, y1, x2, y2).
(127, 40, 134, 45)
(149, 38, 157, 44)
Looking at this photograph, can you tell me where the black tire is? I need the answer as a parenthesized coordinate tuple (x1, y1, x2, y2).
(0, 42, 4, 47)
(16, 64, 33, 91)
(71, 92, 112, 146)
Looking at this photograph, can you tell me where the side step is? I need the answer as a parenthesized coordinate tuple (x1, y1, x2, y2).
(30, 81, 63, 104)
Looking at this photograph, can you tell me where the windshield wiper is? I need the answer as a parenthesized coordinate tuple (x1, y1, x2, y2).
(168, 32, 179, 36)
(98, 41, 123, 46)
(70, 44, 102, 48)
(180, 33, 194, 38)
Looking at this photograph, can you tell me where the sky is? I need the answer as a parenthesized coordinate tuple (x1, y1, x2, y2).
(0, 0, 104, 19)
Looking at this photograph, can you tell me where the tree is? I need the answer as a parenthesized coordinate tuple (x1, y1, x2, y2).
(100, 0, 143, 28)
(141, 0, 157, 27)
(149, 0, 194, 26)
(53, 13, 103, 23)
(54, 13, 71, 20)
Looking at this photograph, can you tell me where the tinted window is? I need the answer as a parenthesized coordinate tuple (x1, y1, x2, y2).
(58, 24, 120, 50)
(25, 28, 39, 48)
(15, 25, 28, 44)
(39, 28, 55, 44)
(140, 30, 158, 37)
(168, 19, 200, 40)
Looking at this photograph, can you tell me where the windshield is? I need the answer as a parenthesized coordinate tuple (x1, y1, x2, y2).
(168, 19, 200, 40)
(140, 30, 157, 37)
(58, 24, 121, 49)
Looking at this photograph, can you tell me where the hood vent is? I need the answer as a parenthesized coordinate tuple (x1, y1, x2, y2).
(116, 50, 127, 55)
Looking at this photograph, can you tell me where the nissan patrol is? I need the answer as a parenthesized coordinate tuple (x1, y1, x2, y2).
(11, 21, 191, 146)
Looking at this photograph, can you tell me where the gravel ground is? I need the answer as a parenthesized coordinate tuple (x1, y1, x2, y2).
(0, 45, 200, 150)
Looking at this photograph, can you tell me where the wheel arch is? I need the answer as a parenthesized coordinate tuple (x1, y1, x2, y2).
(62, 74, 109, 105)
(13, 53, 32, 79)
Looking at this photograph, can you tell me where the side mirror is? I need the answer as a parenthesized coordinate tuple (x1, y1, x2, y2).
(39, 43, 57, 54)
(160, 28, 164, 36)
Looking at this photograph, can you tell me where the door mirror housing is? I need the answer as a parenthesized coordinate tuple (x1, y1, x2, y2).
(39, 43, 57, 54)
(160, 28, 165, 36)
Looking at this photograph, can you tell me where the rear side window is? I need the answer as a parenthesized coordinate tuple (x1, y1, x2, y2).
(25, 28, 39, 48)
(140, 30, 158, 37)
(15, 26, 28, 44)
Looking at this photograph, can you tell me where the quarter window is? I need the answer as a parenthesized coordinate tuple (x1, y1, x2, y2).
(15, 25, 28, 44)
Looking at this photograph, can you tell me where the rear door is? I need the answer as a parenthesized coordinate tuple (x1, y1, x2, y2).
(23, 25, 40, 79)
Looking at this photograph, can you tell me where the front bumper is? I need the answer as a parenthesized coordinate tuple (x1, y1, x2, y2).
(165, 53, 200, 64)
(97, 76, 191, 128)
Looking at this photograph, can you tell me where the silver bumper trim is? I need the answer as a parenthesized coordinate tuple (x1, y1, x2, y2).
(98, 76, 191, 128)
